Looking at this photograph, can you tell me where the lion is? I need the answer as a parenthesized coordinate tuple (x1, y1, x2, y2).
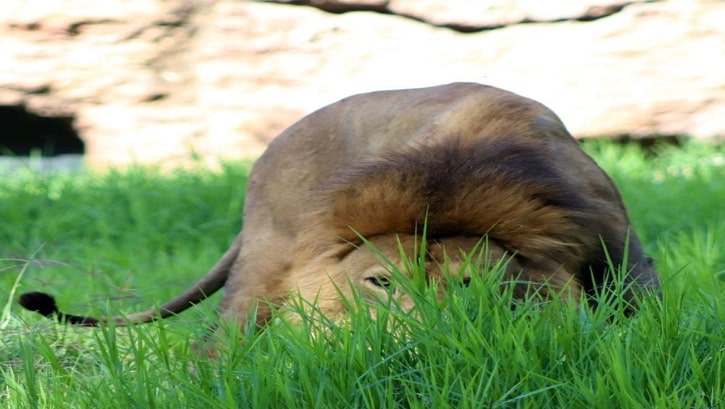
(19, 82, 661, 332)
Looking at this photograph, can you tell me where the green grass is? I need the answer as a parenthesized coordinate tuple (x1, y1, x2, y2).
(1, 141, 723, 408)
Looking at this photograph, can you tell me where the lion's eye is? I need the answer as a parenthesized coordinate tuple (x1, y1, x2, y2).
(366, 276, 392, 289)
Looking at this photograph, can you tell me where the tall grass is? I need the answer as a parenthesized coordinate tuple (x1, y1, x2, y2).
(1, 141, 723, 408)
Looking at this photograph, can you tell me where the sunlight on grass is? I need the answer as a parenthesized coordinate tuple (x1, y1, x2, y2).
(1, 141, 723, 408)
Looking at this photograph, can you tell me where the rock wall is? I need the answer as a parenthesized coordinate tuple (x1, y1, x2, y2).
(1, 0, 722, 168)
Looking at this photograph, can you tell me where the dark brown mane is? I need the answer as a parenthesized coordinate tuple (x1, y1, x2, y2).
(314, 135, 620, 280)
(300, 131, 657, 301)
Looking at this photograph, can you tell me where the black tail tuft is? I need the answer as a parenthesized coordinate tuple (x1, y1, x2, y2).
(19, 291, 60, 317)
(19, 291, 99, 326)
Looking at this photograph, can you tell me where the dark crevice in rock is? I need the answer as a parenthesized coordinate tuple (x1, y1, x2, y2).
(0, 105, 84, 156)
(122, 2, 198, 41)
(576, 3, 630, 22)
(4, 84, 52, 95)
(267, 1, 647, 33)
(271, 1, 389, 14)
(445, 3, 636, 33)
(67, 19, 120, 36)
(432, 21, 504, 34)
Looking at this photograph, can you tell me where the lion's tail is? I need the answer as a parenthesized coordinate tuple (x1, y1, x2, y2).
(18, 235, 242, 326)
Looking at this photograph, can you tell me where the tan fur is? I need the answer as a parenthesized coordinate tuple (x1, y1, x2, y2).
(21, 82, 660, 331)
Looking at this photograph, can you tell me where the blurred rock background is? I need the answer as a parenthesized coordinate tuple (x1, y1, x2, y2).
(1, 0, 722, 169)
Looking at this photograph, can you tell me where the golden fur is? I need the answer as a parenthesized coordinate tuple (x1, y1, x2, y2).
(19, 82, 660, 330)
